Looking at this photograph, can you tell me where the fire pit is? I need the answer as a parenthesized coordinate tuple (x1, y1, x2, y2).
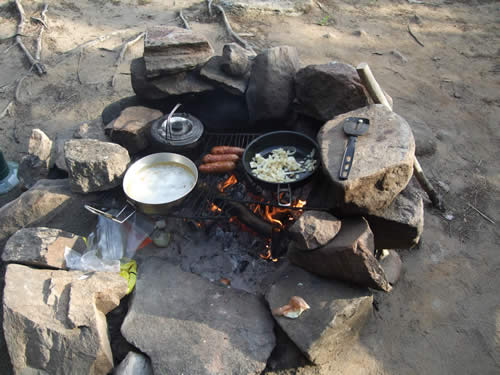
(1, 25, 426, 375)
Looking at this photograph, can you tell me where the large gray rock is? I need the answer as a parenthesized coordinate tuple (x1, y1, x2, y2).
(18, 129, 54, 189)
(143, 26, 214, 78)
(318, 104, 416, 215)
(2, 227, 86, 269)
(246, 46, 300, 123)
(3, 264, 128, 375)
(200, 56, 249, 95)
(109, 106, 163, 154)
(0, 179, 92, 247)
(221, 43, 255, 77)
(121, 258, 275, 375)
(64, 139, 130, 193)
(114, 352, 153, 375)
(289, 217, 391, 292)
(266, 265, 373, 364)
(366, 182, 424, 249)
(130, 57, 215, 100)
(288, 210, 342, 250)
(295, 62, 369, 122)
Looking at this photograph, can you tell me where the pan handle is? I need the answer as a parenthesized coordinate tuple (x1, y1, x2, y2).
(84, 204, 136, 224)
(277, 184, 292, 207)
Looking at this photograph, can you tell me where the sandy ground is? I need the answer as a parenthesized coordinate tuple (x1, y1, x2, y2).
(0, 0, 499, 374)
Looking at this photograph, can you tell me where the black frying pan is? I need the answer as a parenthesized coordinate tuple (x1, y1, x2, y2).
(242, 131, 320, 206)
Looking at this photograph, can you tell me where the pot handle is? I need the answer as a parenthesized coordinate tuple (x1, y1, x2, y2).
(277, 184, 292, 207)
(84, 204, 136, 224)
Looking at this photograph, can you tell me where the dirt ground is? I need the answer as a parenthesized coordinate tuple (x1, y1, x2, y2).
(0, 0, 499, 374)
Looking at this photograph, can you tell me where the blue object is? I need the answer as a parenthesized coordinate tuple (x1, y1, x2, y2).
(0, 151, 19, 195)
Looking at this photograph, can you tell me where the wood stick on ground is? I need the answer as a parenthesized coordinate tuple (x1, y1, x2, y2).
(35, 4, 49, 62)
(213, 4, 254, 53)
(467, 203, 495, 224)
(179, 9, 191, 30)
(408, 24, 424, 47)
(15, 74, 30, 103)
(356, 62, 444, 210)
(0, 101, 14, 120)
(207, 0, 214, 17)
(111, 32, 145, 87)
(53, 29, 133, 65)
(14, 0, 46, 76)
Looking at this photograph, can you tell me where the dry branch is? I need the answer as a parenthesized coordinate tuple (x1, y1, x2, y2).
(0, 101, 14, 119)
(35, 4, 49, 62)
(467, 203, 495, 224)
(179, 9, 191, 30)
(111, 32, 145, 87)
(14, 0, 46, 75)
(15, 74, 30, 102)
(213, 4, 254, 53)
(408, 24, 424, 47)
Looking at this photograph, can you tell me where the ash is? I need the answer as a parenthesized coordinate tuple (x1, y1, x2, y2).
(134, 218, 289, 296)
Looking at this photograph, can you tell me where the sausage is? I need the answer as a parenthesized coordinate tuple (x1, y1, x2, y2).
(202, 153, 240, 164)
(199, 161, 236, 174)
(210, 146, 245, 157)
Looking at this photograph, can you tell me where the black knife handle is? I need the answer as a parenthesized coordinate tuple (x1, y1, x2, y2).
(339, 136, 357, 180)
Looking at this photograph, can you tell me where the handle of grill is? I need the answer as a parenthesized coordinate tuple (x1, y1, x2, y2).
(84, 204, 136, 224)
(277, 184, 292, 207)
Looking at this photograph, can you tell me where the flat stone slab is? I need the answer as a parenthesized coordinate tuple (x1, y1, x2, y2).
(266, 265, 373, 365)
(288, 210, 342, 250)
(3, 264, 128, 375)
(200, 56, 249, 95)
(222, 0, 313, 15)
(318, 104, 415, 214)
(2, 227, 86, 269)
(121, 257, 275, 375)
(144, 26, 214, 77)
(0, 179, 98, 247)
(289, 217, 391, 292)
(131, 57, 215, 100)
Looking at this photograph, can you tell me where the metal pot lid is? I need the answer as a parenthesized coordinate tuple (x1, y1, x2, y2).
(156, 112, 204, 147)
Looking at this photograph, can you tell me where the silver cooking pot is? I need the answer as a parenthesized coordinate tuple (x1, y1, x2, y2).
(85, 153, 198, 223)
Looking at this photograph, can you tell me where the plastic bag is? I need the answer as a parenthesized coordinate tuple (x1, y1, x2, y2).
(64, 211, 153, 272)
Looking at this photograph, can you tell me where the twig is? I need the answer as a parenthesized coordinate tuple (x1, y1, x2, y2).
(13, 121, 20, 143)
(111, 32, 145, 87)
(179, 9, 191, 30)
(53, 29, 132, 65)
(15, 73, 30, 102)
(14, 0, 46, 75)
(114, 32, 144, 67)
(207, 0, 213, 17)
(0, 101, 14, 119)
(213, 4, 254, 53)
(467, 203, 495, 224)
(77, 50, 84, 84)
(35, 4, 49, 62)
(408, 24, 424, 47)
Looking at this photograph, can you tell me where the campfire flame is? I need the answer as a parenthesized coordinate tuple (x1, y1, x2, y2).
(218, 174, 238, 192)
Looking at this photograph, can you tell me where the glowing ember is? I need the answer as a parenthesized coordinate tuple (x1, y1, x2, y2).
(218, 174, 238, 192)
(210, 203, 222, 213)
(259, 248, 278, 262)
